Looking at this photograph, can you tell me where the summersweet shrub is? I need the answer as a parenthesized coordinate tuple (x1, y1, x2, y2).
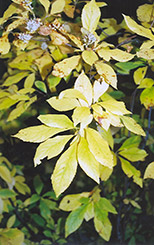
(0, 0, 154, 243)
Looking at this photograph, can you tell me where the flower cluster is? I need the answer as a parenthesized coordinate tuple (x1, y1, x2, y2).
(18, 33, 32, 43)
(26, 19, 41, 33)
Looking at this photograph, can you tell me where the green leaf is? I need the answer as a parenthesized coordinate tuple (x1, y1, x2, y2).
(81, 0, 101, 33)
(34, 135, 74, 166)
(65, 204, 88, 237)
(59, 192, 90, 211)
(120, 157, 142, 187)
(39, 199, 51, 219)
(32, 214, 45, 227)
(47, 75, 61, 89)
(78, 137, 100, 183)
(33, 175, 44, 195)
(119, 147, 147, 162)
(86, 128, 114, 168)
(140, 87, 154, 109)
(144, 162, 154, 179)
(38, 114, 74, 129)
(120, 116, 146, 136)
(115, 61, 145, 75)
(94, 215, 112, 241)
(35, 81, 47, 93)
(98, 198, 117, 214)
(119, 136, 141, 151)
(51, 139, 78, 197)
(0, 189, 16, 198)
(14, 125, 70, 143)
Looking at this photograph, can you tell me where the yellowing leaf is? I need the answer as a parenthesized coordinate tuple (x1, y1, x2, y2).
(14, 125, 70, 143)
(59, 192, 90, 211)
(0, 166, 12, 183)
(6, 17, 25, 33)
(50, 30, 69, 46)
(138, 78, 154, 89)
(0, 228, 24, 245)
(137, 4, 154, 23)
(120, 157, 142, 187)
(72, 107, 93, 129)
(119, 147, 147, 162)
(24, 73, 35, 88)
(3, 72, 29, 87)
(0, 97, 18, 110)
(94, 216, 112, 242)
(123, 14, 154, 40)
(98, 48, 134, 62)
(99, 100, 131, 115)
(47, 96, 80, 111)
(95, 62, 117, 89)
(99, 165, 113, 181)
(93, 80, 109, 103)
(144, 162, 154, 179)
(74, 71, 93, 106)
(137, 48, 154, 60)
(51, 140, 78, 197)
(51, 0, 65, 15)
(7, 215, 16, 228)
(39, 0, 50, 13)
(0, 34, 10, 55)
(140, 87, 154, 109)
(52, 56, 80, 77)
(78, 137, 100, 183)
(81, 0, 101, 33)
(0, 3, 21, 25)
(34, 135, 74, 166)
(67, 34, 84, 50)
(35, 53, 53, 80)
(86, 128, 113, 168)
(120, 116, 146, 136)
(38, 114, 74, 129)
(59, 89, 88, 103)
(82, 50, 98, 66)
(133, 66, 148, 85)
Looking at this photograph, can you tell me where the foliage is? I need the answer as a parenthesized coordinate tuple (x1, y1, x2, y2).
(0, 0, 154, 244)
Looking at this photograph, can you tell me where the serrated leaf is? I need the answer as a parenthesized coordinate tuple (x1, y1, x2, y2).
(137, 4, 154, 23)
(86, 128, 113, 168)
(72, 107, 93, 129)
(78, 137, 100, 183)
(82, 50, 98, 66)
(81, 0, 101, 33)
(14, 125, 70, 143)
(120, 157, 142, 187)
(7, 215, 16, 228)
(51, 140, 78, 197)
(39, 0, 50, 13)
(94, 215, 112, 241)
(120, 116, 146, 136)
(34, 135, 74, 166)
(51, 0, 65, 14)
(59, 192, 90, 211)
(38, 114, 74, 129)
(140, 87, 154, 109)
(133, 66, 148, 85)
(144, 162, 154, 179)
(74, 71, 93, 106)
(93, 80, 109, 103)
(65, 204, 88, 237)
(123, 14, 154, 40)
(95, 62, 117, 89)
(99, 100, 131, 115)
(119, 147, 147, 162)
(3, 72, 29, 87)
(0, 34, 10, 55)
(47, 96, 80, 111)
(52, 56, 80, 77)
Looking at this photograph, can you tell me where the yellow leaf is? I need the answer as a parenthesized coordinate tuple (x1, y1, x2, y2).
(24, 73, 35, 88)
(137, 4, 154, 23)
(137, 48, 154, 60)
(74, 71, 93, 106)
(14, 125, 70, 143)
(6, 17, 25, 33)
(35, 53, 53, 80)
(93, 80, 109, 103)
(140, 87, 154, 109)
(0, 228, 24, 245)
(59, 89, 88, 103)
(0, 34, 10, 55)
(0, 3, 21, 25)
(123, 14, 154, 40)
(47, 96, 80, 111)
(51, 0, 65, 15)
(72, 107, 93, 129)
(138, 78, 154, 89)
(50, 30, 69, 46)
(0, 97, 18, 110)
(81, 0, 101, 33)
(7, 215, 16, 228)
(109, 49, 134, 62)
(133, 66, 148, 85)
(99, 165, 113, 181)
(144, 162, 154, 179)
(120, 116, 146, 136)
(99, 100, 131, 115)
(0, 166, 12, 183)
(84, 202, 94, 221)
(78, 137, 100, 183)
(3, 72, 29, 86)
(82, 50, 98, 66)
(34, 135, 74, 166)
(95, 61, 117, 89)
(94, 216, 112, 242)
(86, 128, 113, 168)
(52, 55, 80, 77)
(39, 0, 50, 13)
(67, 34, 84, 50)
(38, 114, 74, 129)
(51, 140, 78, 197)
(64, 0, 75, 18)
